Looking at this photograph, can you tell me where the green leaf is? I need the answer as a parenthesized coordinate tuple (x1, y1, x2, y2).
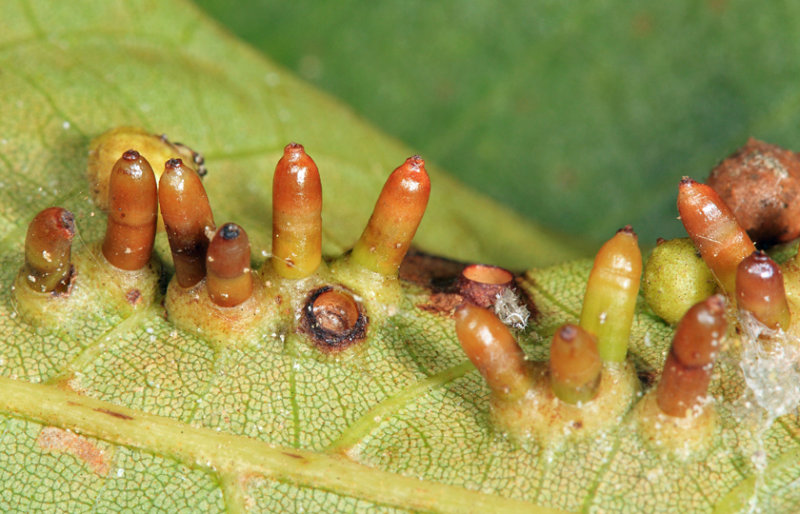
(195, 0, 800, 246)
(1, 1, 799, 512)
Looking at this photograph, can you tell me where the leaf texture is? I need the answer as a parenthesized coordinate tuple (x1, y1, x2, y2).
(1, 1, 799, 513)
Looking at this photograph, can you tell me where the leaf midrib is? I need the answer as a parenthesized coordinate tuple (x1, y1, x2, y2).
(0, 375, 564, 514)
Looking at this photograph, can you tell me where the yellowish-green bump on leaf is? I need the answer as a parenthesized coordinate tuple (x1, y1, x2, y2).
(643, 238, 716, 324)
(491, 361, 639, 446)
(327, 255, 405, 318)
(633, 390, 716, 461)
(13, 242, 160, 326)
(164, 274, 275, 349)
(75, 243, 161, 312)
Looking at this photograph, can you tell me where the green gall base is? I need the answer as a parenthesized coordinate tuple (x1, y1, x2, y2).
(490, 360, 639, 446)
(634, 390, 716, 461)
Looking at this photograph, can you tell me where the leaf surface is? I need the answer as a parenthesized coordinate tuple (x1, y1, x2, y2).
(195, 0, 800, 246)
(1, 1, 799, 513)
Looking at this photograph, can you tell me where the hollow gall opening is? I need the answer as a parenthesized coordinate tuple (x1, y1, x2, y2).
(314, 290, 360, 333)
(462, 264, 513, 285)
(302, 286, 367, 352)
(458, 264, 515, 309)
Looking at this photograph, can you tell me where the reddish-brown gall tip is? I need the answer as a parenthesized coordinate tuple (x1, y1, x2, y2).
(159, 159, 215, 287)
(101, 151, 158, 271)
(736, 251, 791, 330)
(23, 207, 76, 293)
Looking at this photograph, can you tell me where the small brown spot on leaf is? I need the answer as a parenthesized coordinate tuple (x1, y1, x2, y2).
(417, 291, 463, 316)
(94, 407, 133, 420)
(281, 451, 306, 461)
(638, 369, 659, 389)
(37, 427, 112, 476)
(126, 288, 142, 305)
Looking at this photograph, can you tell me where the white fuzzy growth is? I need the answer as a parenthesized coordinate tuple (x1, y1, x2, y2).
(493, 288, 530, 329)
(738, 311, 800, 421)
(729, 310, 800, 513)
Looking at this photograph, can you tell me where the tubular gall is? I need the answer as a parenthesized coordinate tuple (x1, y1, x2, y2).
(454, 303, 533, 401)
(206, 223, 253, 307)
(159, 158, 215, 287)
(656, 294, 727, 417)
(23, 207, 76, 294)
(457, 264, 514, 309)
(579, 225, 642, 362)
(678, 177, 755, 295)
(351, 156, 431, 276)
(272, 143, 323, 279)
(101, 150, 158, 271)
(549, 324, 602, 405)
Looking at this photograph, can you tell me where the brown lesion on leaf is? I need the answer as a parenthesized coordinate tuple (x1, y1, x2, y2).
(36, 427, 112, 476)
(93, 407, 133, 420)
(300, 285, 368, 353)
(125, 288, 142, 306)
(636, 368, 660, 389)
(418, 291, 464, 316)
(400, 250, 468, 316)
(399, 249, 469, 289)
(401, 249, 537, 320)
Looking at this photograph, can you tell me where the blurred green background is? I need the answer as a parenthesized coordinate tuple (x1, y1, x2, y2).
(195, 0, 800, 250)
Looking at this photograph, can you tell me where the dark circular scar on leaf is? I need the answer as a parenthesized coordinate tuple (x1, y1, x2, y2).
(301, 286, 367, 353)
